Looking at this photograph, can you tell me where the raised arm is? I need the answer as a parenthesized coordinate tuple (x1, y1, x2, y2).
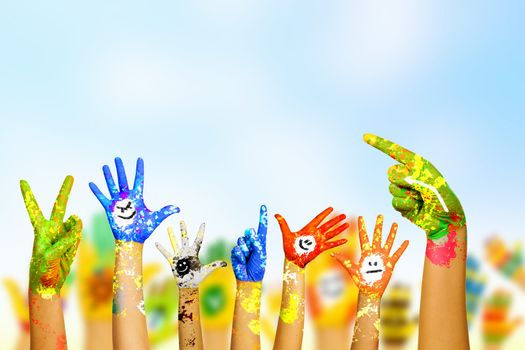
(333, 215, 408, 350)
(230, 205, 268, 350)
(21, 176, 82, 350)
(89, 157, 179, 349)
(273, 207, 348, 350)
(156, 222, 227, 350)
(364, 133, 469, 349)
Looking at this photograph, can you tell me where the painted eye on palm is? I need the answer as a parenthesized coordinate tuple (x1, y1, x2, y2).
(112, 199, 137, 226)
(295, 235, 316, 255)
(360, 255, 385, 285)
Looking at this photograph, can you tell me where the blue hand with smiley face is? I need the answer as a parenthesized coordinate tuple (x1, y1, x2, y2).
(231, 205, 268, 282)
(89, 157, 180, 243)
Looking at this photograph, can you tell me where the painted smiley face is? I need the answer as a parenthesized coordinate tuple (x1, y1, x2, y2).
(112, 199, 137, 227)
(175, 258, 191, 278)
(294, 235, 316, 255)
(360, 254, 385, 285)
(317, 269, 345, 307)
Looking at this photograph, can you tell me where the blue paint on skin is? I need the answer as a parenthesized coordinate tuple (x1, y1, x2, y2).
(89, 157, 180, 243)
(231, 205, 268, 282)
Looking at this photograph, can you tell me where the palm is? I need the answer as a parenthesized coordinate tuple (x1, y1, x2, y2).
(89, 157, 179, 243)
(276, 207, 349, 268)
(21, 176, 82, 297)
(156, 222, 227, 288)
(333, 215, 408, 298)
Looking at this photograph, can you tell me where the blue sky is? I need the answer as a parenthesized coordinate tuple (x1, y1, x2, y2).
(1, 1, 524, 348)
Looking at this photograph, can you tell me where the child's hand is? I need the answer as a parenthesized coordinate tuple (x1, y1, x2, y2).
(332, 215, 408, 298)
(156, 222, 227, 288)
(89, 157, 179, 243)
(21, 176, 82, 298)
(275, 207, 348, 268)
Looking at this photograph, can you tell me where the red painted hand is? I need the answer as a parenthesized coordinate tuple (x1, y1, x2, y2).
(275, 207, 349, 268)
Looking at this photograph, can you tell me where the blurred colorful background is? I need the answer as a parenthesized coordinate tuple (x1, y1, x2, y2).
(1, 1, 524, 349)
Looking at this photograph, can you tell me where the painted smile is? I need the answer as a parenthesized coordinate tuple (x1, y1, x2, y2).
(366, 269, 383, 274)
(299, 240, 312, 251)
(117, 211, 136, 220)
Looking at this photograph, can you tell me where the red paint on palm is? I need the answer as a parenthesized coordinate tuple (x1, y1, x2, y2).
(275, 207, 349, 268)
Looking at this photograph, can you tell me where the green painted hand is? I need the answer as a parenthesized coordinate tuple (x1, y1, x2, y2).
(20, 176, 82, 299)
(363, 134, 465, 240)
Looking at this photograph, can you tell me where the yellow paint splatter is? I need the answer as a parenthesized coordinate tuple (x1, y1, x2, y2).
(240, 284, 262, 314)
(248, 319, 261, 335)
(280, 293, 301, 324)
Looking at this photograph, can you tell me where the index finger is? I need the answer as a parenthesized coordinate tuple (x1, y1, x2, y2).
(20, 180, 45, 227)
(304, 207, 334, 229)
(363, 133, 416, 165)
(51, 176, 74, 223)
(257, 204, 268, 242)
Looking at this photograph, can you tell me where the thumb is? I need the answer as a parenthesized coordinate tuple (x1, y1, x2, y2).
(46, 230, 81, 261)
(64, 215, 83, 235)
(201, 260, 227, 281)
(153, 205, 180, 226)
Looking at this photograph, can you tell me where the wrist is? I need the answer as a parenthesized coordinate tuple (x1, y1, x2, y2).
(425, 226, 466, 267)
(236, 280, 262, 313)
(115, 240, 143, 265)
(178, 288, 199, 323)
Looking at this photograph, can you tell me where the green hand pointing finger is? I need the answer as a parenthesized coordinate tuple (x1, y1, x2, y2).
(364, 134, 466, 266)
(21, 176, 82, 299)
(364, 134, 465, 238)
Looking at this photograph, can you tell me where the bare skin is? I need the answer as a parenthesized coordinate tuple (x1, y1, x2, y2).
(273, 260, 305, 350)
(419, 227, 469, 349)
(179, 288, 204, 350)
(363, 134, 469, 350)
(112, 241, 149, 349)
(231, 281, 262, 350)
(333, 215, 408, 350)
(352, 294, 381, 350)
(29, 292, 67, 350)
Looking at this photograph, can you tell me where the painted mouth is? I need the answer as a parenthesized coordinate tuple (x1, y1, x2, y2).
(299, 241, 312, 251)
(366, 269, 383, 274)
(117, 211, 137, 220)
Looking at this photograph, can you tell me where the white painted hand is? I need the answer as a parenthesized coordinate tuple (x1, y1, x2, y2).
(156, 221, 227, 288)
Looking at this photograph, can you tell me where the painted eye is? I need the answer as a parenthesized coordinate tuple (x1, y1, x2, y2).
(374, 261, 378, 266)
(368, 261, 372, 266)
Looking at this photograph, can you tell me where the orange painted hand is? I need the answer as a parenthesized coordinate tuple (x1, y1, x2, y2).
(275, 207, 349, 268)
(332, 215, 409, 298)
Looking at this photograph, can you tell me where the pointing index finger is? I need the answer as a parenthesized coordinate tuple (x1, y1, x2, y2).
(363, 133, 416, 165)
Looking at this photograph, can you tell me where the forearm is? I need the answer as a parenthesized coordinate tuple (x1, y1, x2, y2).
(231, 281, 262, 350)
(351, 293, 380, 350)
(419, 227, 469, 349)
(178, 288, 203, 350)
(273, 260, 305, 350)
(29, 291, 67, 350)
(112, 241, 149, 349)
